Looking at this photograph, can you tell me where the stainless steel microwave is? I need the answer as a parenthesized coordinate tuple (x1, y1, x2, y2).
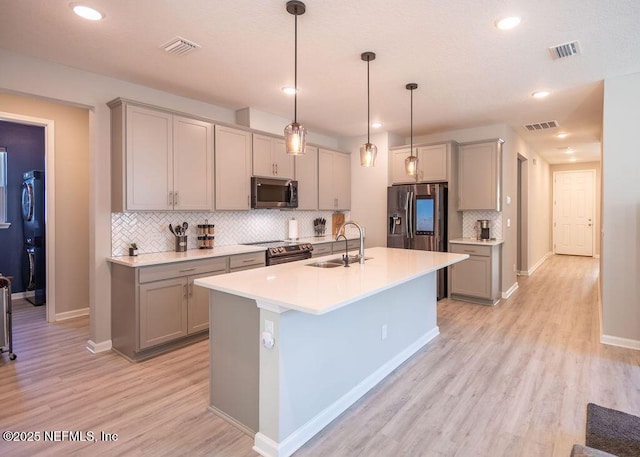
(251, 177, 298, 209)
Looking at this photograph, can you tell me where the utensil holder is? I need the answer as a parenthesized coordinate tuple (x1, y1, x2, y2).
(175, 235, 187, 252)
(314, 224, 326, 237)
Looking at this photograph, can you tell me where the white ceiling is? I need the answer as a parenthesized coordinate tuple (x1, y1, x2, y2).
(2, 0, 640, 164)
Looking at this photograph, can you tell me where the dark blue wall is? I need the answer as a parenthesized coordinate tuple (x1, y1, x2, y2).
(0, 120, 45, 292)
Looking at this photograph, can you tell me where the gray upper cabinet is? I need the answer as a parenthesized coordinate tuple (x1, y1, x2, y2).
(390, 142, 452, 185)
(318, 148, 350, 210)
(457, 139, 503, 211)
(294, 145, 318, 210)
(215, 125, 252, 210)
(109, 100, 214, 212)
(252, 133, 293, 179)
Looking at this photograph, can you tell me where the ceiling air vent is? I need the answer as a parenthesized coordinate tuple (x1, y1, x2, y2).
(524, 120, 559, 131)
(549, 40, 581, 60)
(162, 37, 201, 56)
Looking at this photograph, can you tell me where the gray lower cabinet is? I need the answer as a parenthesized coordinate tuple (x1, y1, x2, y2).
(112, 255, 267, 361)
(311, 242, 333, 257)
(311, 240, 361, 258)
(449, 243, 501, 305)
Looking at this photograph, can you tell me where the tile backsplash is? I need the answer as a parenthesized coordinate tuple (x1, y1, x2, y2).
(462, 211, 503, 240)
(111, 210, 342, 256)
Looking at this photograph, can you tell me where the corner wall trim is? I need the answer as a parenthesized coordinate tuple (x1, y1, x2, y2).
(56, 307, 89, 321)
(502, 282, 519, 299)
(253, 327, 440, 457)
(86, 339, 112, 354)
(600, 335, 640, 351)
(522, 251, 553, 277)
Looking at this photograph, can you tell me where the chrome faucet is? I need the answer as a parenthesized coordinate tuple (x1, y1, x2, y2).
(336, 220, 365, 265)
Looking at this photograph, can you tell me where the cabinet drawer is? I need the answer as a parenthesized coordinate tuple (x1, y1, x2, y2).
(312, 243, 332, 257)
(229, 251, 266, 270)
(449, 243, 491, 257)
(139, 257, 228, 283)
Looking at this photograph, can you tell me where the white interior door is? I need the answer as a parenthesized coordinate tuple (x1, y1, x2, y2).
(553, 170, 595, 256)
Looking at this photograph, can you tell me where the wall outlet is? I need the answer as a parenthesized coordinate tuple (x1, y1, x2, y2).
(381, 324, 388, 340)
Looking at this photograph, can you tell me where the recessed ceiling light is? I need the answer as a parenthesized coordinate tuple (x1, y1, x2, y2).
(565, 148, 574, 155)
(71, 4, 104, 21)
(281, 86, 296, 95)
(531, 90, 550, 99)
(569, 157, 577, 162)
(371, 122, 383, 129)
(556, 132, 569, 138)
(495, 16, 521, 30)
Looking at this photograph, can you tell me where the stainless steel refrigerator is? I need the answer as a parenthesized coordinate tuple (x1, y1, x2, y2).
(387, 183, 448, 299)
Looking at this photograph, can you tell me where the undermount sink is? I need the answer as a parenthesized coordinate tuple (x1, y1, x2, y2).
(306, 256, 373, 268)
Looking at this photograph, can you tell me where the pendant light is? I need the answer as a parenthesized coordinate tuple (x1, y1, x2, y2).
(405, 83, 419, 176)
(284, 0, 307, 155)
(360, 52, 377, 167)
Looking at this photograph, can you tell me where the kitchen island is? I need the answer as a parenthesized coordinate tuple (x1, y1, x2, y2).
(195, 246, 467, 457)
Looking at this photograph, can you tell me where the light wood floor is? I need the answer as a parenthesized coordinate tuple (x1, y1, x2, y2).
(1, 255, 639, 456)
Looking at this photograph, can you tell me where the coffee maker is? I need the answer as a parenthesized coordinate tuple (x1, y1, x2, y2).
(476, 219, 491, 240)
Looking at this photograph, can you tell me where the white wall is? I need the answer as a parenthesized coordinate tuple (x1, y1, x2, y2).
(601, 72, 640, 347)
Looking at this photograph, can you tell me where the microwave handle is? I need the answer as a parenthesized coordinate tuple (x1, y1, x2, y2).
(289, 182, 294, 203)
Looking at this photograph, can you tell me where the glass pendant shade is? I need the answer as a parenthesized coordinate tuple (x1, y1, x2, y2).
(360, 142, 378, 167)
(284, 122, 307, 155)
(405, 154, 418, 176)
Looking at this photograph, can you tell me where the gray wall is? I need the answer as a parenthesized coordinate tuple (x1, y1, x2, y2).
(601, 72, 640, 345)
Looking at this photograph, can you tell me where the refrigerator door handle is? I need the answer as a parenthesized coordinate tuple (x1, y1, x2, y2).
(408, 191, 414, 239)
(404, 192, 410, 238)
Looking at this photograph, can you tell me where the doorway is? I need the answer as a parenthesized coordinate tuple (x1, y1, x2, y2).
(553, 170, 596, 257)
(0, 112, 56, 322)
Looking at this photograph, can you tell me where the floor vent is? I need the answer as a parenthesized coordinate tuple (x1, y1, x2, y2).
(162, 37, 201, 56)
(549, 41, 581, 60)
(524, 120, 559, 131)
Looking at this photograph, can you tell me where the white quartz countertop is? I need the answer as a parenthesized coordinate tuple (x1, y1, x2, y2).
(107, 244, 266, 267)
(194, 246, 468, 315)
(449, 238, 504, 246)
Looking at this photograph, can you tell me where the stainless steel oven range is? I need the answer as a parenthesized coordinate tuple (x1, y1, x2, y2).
(243, 241, 313, 266)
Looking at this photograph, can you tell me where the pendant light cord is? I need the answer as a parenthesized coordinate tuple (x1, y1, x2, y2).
(367, 59, 371, 144)
(294, 13, 298, 123)
(410, 87, 413, 156)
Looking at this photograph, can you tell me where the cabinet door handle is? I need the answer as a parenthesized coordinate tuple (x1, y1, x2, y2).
(179, 267, 197, 272)
(272, 163, 275, 175)
(183, 284, 188, 298)
(168, 191, 173, 206)
(174, 191, 179, 206)
(188, 283, 193, 296)
(242, 259, 255, 263)
(275, 163, 278, 175)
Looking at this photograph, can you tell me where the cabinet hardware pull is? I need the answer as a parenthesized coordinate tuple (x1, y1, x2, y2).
(179, 267, 197, 272)
(242, 259, 255, 263)
(174, 191, 178, 206)
(168, 191, 173, 206)
(188, 283, 193, 296)
(183, 284, 188, 298)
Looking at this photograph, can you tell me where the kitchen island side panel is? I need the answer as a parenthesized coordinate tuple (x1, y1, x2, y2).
(262, 273, 437, 444)
(209, 290, 260, 434)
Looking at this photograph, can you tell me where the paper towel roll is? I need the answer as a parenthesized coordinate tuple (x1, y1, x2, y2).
(288, 218, 298, 240)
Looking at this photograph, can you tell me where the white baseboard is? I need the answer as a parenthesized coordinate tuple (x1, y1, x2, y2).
(86, 339, 112, 354)
(11, 291, 29, 300)
(253, 327, 440, 457)
(600, 335, 640, 351)
(521, 251, 553, 277)
(56, 307, 89, 321)
(502, 282, 519, 300)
